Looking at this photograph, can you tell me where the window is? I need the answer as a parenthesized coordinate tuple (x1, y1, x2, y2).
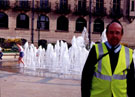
(78, 0, 86, 10)
(78, 0, 83, 8)
(57, 16, 68, 31)
(19, 0, 28, 7)
(93, 19, 104, 34)
(76, 17, 87, 32)
(16, 13, 29, 29)
(96, 0, 104, 10)
(131, 0, 134, 11)
(37, 15, 49, 30)
(0, 0, 9, 7)
(113, 0, 120, 12)
(60, 0, 68, 5)
(0, 12, 8, 28)
(60, 0, 68, 8)
(40, 0, 49, 8)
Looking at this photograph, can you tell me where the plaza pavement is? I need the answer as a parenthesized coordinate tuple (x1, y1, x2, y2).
(0, 53, 81, 97)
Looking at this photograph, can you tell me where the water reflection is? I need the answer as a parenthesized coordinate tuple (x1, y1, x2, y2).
(0, 61, 20, 73)
(0, 61, 81, 80)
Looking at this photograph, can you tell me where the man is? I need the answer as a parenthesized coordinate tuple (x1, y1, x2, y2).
(81, 20, 135, 97)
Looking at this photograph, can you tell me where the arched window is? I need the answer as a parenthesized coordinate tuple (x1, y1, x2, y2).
(76, 17, 87, 32)
(16, 13, 29, 29)
(37, 15, 49, 30)
(96, 0, 104, 10)
(78, 0, 86, 10)
(60, 0, 68, 7)
(93, 19, 104, 34)
(113, 0, 120, 12)
(40, 0, 49, 8)
(0, 12, 8, 28)
(57, 16, 68, 31)
(131, 0, 134, 11)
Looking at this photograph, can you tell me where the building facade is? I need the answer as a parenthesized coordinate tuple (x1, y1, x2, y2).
(0, 0, 135, 47)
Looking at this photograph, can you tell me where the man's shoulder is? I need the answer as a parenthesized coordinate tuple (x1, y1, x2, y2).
(121, 44, 132, 49)
(91, 42, 106, 52)
(121, 44, 133, 52)
(93, 42, 104, 46)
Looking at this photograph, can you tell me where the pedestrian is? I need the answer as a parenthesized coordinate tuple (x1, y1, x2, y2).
(16, 43, 24, 65)
(81, 20, 135, 97)
(0, 47, 3, 60)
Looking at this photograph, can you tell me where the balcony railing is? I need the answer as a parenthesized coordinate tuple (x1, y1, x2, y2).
(55, 3, 71, 14)
(74, 5, 89, 15)
(35, 1, 51, 13)
(92, 7, 106, 16)
(109, 7, 123, 19)
(13, 1, 31, 12)
(0, 1, 10, 10)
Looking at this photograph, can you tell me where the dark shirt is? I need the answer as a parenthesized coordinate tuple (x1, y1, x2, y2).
(81, 43, 135, 97)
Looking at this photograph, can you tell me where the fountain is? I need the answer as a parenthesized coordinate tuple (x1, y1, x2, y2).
(19, 27, 93, 79)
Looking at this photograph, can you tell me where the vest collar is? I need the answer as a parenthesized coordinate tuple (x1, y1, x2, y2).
(105, 41, 122, 53)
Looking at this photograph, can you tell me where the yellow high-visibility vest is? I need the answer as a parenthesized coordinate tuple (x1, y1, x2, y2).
(90, 43, 133, 97)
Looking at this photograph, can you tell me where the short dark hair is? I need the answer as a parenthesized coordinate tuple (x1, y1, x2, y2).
(106, 19, 124, 35)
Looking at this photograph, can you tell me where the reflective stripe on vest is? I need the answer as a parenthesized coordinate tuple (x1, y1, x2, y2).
(94, 72, 126, 81)
(95, 44, 131, 80)
(98, 43, 103, 73)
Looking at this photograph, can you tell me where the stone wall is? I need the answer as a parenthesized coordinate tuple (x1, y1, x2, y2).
(0, 0, 135, 47)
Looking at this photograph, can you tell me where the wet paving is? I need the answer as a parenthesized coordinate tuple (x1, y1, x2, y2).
(0, 61, 20, 73)
(0, 60, 81, 97)
(0, 60, 81, 80)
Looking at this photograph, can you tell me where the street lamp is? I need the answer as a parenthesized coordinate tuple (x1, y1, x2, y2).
(31, 0, 34, 43)
(37, 18, 41, 43)
(88, 0, 92, 47)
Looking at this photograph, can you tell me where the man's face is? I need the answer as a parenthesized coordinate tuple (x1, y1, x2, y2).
(106, 22, 123, 47)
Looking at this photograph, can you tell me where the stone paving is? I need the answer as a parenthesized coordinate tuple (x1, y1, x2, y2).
(0, 54, 81, 97)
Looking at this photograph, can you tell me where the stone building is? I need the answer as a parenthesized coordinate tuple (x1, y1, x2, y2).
(0, 0, 135, 47)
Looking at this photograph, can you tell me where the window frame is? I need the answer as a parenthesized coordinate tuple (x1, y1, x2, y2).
(93, 19, 104, 34)
(16, 13, 29, 29)
(37, 15, 49, 30)
(57, 16, 69, 32)
(0, 12, 8, 28)
(75, 17, 87, 33)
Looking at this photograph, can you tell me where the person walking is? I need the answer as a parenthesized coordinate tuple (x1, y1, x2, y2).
(81, 20, 135, 97)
